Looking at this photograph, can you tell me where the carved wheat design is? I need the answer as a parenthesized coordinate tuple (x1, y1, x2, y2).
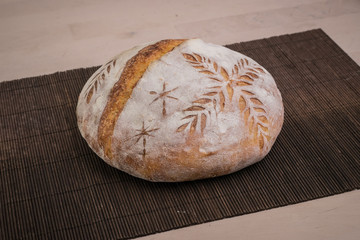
(84, 59, 117, 104)
(179, 52, 270, 149)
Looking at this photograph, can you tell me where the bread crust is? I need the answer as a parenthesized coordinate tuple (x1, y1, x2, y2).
(97, 39, 186, 159)
(77, 39, 284, 182)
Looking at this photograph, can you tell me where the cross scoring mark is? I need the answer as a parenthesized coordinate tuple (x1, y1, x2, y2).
(133, 121, 159, 160)
(150, 82, 178, 116)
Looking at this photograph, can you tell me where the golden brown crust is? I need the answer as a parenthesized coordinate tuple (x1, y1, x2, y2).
(121, 137, 253, 182)
(76, 39, 284, 182)
(98, 39, 186, 159)
(178, 52, 273, 150)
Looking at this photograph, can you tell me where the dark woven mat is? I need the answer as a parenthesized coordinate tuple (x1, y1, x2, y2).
(1, 29, 360, 239)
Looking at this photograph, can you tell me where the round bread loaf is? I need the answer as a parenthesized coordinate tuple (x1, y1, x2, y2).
(76, 39, 284, 182)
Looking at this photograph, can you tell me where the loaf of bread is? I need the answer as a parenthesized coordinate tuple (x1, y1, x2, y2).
(76, 39, 284, 182)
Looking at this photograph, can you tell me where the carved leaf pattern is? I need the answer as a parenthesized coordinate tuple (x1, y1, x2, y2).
(180, 52, 270, 149)
(84, 59, 117, 104)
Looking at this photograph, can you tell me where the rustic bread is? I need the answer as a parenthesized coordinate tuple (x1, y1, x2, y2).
(76, 39, 284, 182)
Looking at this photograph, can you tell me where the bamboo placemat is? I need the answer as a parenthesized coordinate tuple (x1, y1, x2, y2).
(1, 29, 359, 239)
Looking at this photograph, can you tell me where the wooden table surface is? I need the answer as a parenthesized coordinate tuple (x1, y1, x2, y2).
(1, 0, 359, 239)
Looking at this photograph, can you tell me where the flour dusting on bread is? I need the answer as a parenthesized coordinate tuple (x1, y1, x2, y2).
(77, 39, 284, 182)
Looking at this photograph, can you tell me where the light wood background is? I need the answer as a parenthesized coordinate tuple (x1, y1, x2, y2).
(1, 0, 359, 239)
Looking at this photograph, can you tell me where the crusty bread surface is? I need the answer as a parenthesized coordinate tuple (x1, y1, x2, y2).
(77, 39, 284, 182)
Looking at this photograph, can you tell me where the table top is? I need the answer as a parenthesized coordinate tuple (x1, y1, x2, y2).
(1, 0, 359, 239)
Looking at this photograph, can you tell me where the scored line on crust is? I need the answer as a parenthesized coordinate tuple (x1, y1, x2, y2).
(97, 39, 187, 160)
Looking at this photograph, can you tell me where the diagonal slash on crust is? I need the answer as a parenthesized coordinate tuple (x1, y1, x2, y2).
(98, 39, 187, 160)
